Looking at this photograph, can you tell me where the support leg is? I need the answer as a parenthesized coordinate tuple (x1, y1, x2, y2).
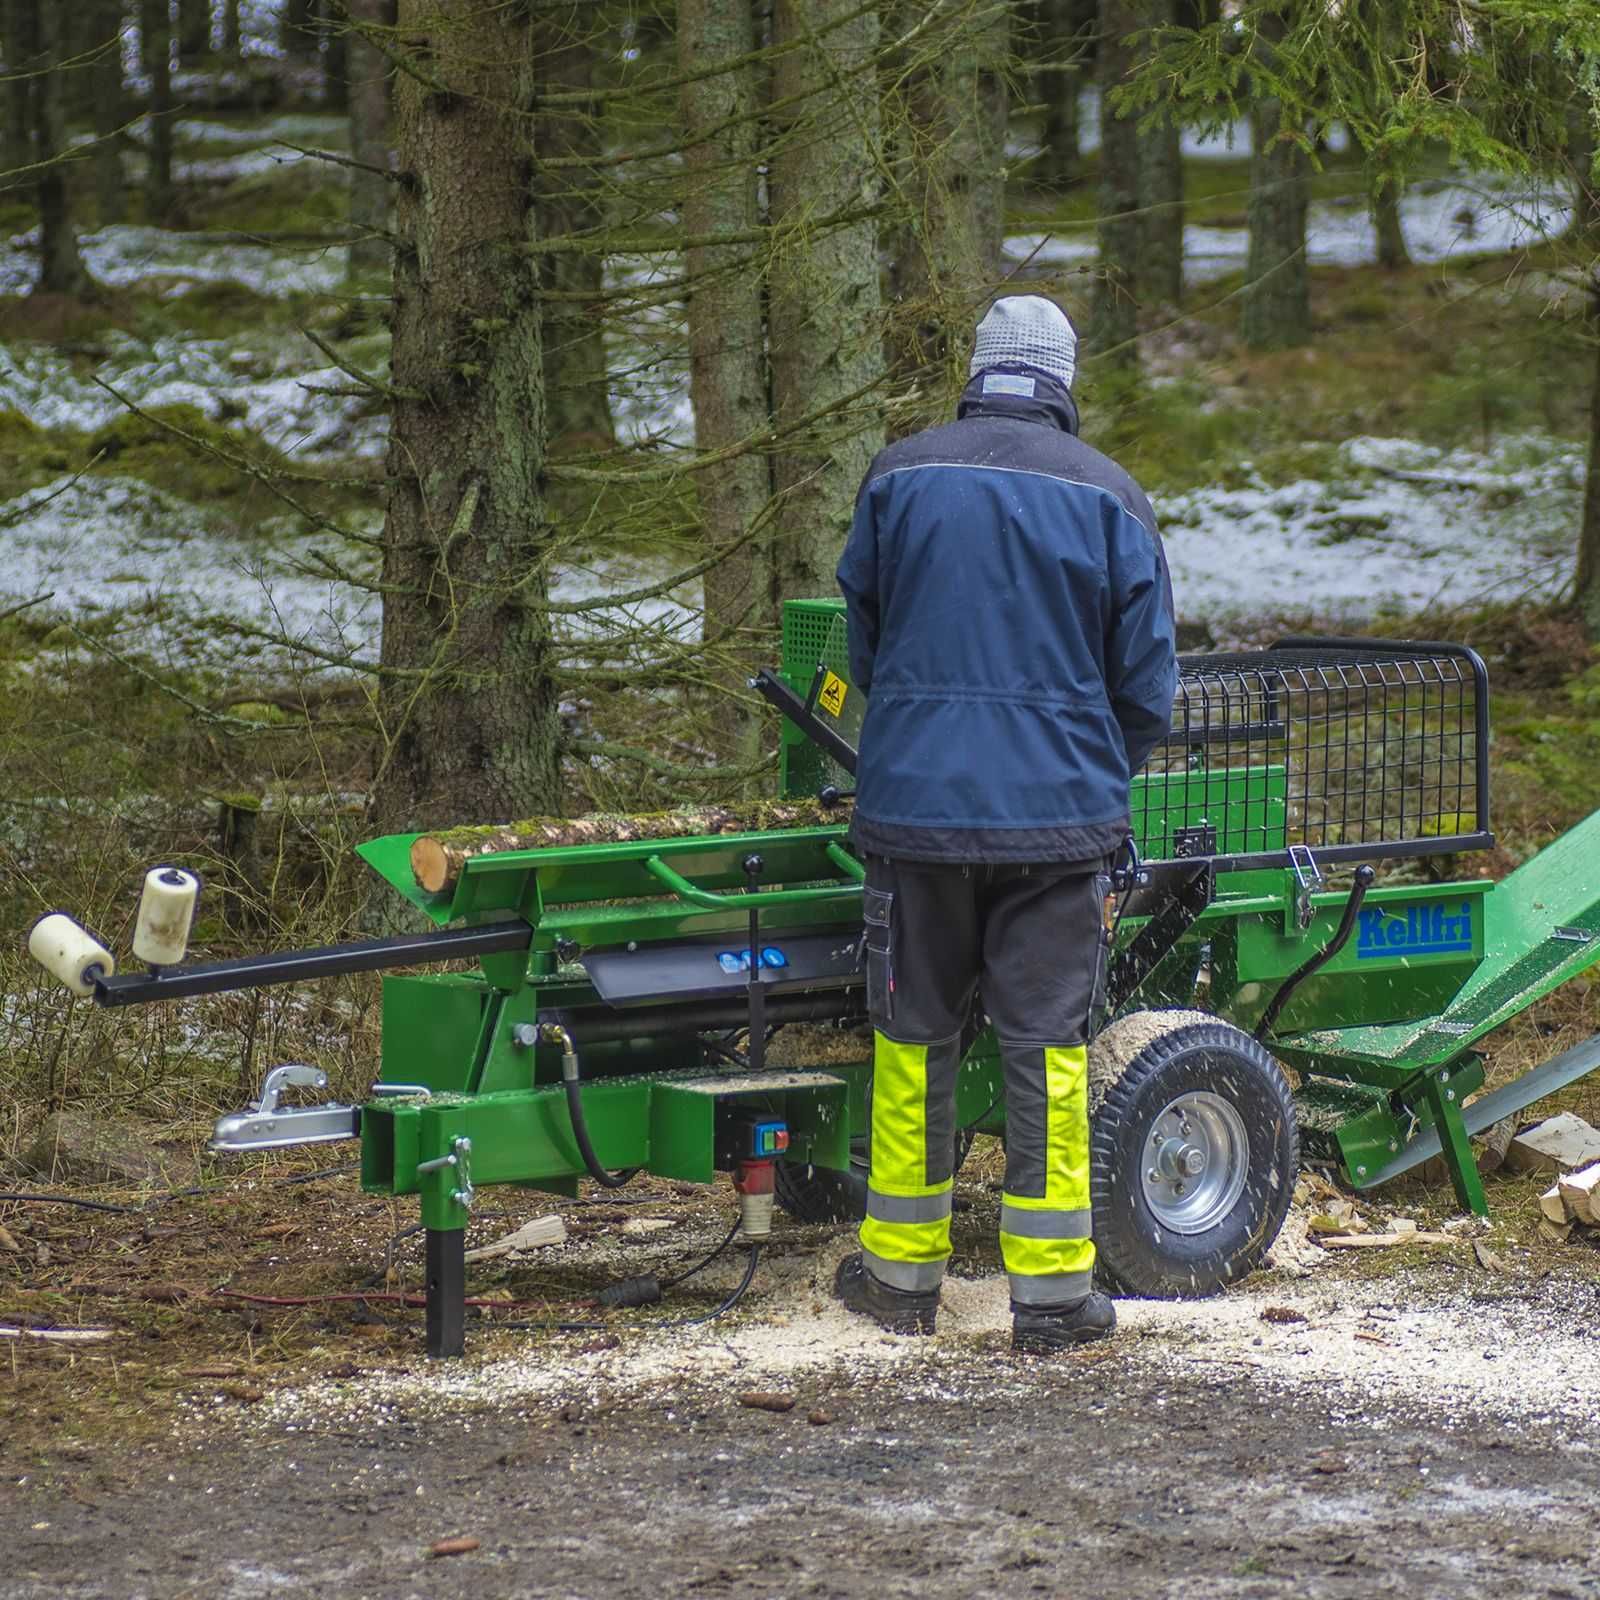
(426, 1226, 466, 1358)
(1423, 1069, 1487, 1217)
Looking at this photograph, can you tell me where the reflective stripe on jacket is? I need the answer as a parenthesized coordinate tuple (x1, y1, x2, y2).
(837, 366, 1178, 863)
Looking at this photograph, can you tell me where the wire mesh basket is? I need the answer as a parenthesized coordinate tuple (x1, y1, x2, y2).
(1134, 638, 1491, 869)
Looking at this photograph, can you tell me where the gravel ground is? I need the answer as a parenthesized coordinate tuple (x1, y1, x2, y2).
(7, 1197, 1600, 1600)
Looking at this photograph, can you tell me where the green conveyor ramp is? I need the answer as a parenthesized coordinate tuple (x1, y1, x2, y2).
(1280, 809, 1600, 1072)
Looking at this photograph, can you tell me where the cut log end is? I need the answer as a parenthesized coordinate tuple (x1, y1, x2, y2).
(409, 836, 452, 896)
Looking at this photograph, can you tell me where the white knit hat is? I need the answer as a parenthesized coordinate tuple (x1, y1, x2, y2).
(969, 295, 1078, 391)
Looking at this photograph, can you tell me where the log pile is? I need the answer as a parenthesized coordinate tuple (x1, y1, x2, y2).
(409, 799, 851, 895)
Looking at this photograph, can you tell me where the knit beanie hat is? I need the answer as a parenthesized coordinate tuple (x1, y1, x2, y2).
(968, 295, 1078, 391)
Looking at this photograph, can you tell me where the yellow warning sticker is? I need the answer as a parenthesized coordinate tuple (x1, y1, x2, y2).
(817, 671, 849, 718)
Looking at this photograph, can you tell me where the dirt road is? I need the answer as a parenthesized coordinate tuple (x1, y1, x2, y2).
(8, 1212, 1600, 1600)
(7, 1339, 1597, 1600)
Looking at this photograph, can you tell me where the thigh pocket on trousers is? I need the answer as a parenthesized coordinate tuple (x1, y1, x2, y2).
(1086, 872, 1113, 1041)
(863, 885, 895, 1024)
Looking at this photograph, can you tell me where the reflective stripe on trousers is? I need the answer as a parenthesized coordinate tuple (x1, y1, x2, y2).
(1000, 1043, 1095, 1306)
(858, 1031, 955, 1293)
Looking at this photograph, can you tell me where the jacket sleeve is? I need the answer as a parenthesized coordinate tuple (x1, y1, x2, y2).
(1105, 505, 1178, 778)
(835, 478, 880, 694)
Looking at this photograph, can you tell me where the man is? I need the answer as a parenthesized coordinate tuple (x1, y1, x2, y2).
(833, 294, 1177, 1354)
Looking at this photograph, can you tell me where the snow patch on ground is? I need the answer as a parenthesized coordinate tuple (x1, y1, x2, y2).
(1007, 176, 1573, 287)
(0, 223, 346, 299)
(1154, 433, 1581, 622)
(0, 433, 1580, 666)
(0, 333, 385, 459)
(0, 475, 378, 667)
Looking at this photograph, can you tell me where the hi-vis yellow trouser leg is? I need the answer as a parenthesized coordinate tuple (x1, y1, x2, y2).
(858, 1033, 960, 1293)
(998, 1043, 1095, 1306)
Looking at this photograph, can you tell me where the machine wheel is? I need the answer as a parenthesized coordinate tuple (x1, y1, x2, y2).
(775, 1127, 978, 1225)
(1088, 1009, 1297, 1298)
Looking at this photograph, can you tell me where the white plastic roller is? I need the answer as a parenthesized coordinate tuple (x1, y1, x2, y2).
(133, 866, 200, 968)
(29, 913, 116, 997)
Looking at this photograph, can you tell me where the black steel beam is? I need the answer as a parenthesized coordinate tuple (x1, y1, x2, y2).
(93, 920, 533, 1007)
(426, 1227, 466, 1359)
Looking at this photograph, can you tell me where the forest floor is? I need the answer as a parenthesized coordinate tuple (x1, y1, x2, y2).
(4, 1148, 1600, 1599)
(8, 93, 1600, 1600)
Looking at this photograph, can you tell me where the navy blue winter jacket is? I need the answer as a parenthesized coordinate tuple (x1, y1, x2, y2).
(836, 366, 1177, 863)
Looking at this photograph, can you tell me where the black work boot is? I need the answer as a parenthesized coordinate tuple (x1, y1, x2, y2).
(1011, 1291, 1116, 1355)
(834, 1252, 938, 1335)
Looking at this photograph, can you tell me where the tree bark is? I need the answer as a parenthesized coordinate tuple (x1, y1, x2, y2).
(31, 0, 90, 295)
(1242, 15, 1310, 351)
(1569, 99, 1600, 239)
(320, 0, 349, 111)
(92, 0, 127, 224)
(1575, 286, 1600, 642)
(768, 0, 886, 600)
(679, 0, 772, 751)
(147, 0, 174, 223)
(1137, 0, 1182, 306)
(2, 0, 36, 193)
(885, 0, 1010, 414)
(410, 799, 851, 895)
(536, 5, 612, 448)
(1090, 0, 1140, 363)
(222, 0, 241, 57)
(1033, 0, 1091, 191)
(177, 0, 210, 62)
(371, 0, 562, 844)
(345, 0, 390, 278)
(283, 0, 318, 61)
(1371, 176, 1408, 269)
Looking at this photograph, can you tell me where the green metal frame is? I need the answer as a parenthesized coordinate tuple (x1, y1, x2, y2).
(324, 602, 1600, 1239)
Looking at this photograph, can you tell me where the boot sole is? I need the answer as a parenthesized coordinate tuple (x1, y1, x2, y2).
(1011, 1323, 1115, 1355)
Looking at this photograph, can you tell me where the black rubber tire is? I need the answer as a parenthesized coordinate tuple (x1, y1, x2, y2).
(1089, 1012, 1297, 1298)
(775, 1127, 978, 1225)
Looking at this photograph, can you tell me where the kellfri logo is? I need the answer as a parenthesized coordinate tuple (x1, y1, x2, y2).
(1356, 901, 1474, 960)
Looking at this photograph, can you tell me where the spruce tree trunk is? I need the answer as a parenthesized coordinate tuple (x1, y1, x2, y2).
(283, 0, 318, 62)
(320, 0, 348, 111)
(1575, 286, 1600, 642)
(222, 0, 240, 57)
(1241, 13, 1310, 352)
(1034, 0, 1086, 191)
(1137, 0, 1182, 306)
(147, 0, 174, 222)
(177, 0, 209, 62)
(1371, 177, 1408, 269)
(537, 6, 613, 449)
(768, 0, 885, 601)
(679, 0, 772, 748)
(1570, 100, 1600, 238)
(345, 0, 389, 278)
(886, 0, 1011, 406)
(1091, 0, 1140, 364)
(32, 0, 90, 295)
(92, 0, 127, 224)
(371, 0, 562, 841)
(3, 0, 36, 194)
(138, 0, 159, 73)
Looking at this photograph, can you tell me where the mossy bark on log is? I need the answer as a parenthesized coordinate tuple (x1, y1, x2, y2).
(410, 800, 852, 894)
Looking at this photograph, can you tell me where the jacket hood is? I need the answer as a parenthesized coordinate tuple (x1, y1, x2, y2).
(956, 364, 1080, 436)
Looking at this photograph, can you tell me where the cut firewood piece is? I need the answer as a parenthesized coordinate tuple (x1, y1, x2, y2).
(462, 1215, 567, 1263)
(1505, 1113, 1600, 1176)
(409, 800, 852, 895)
(1540, 1184, 1571, 1224)
(1317, 1230, 1456, 1249)
(1557, 1163, 1600, 1226)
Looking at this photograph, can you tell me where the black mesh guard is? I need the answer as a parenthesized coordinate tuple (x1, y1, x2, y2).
(1135, 636, 1493, 870)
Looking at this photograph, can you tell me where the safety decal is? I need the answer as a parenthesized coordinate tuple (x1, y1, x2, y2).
(817, 671, 849, 718)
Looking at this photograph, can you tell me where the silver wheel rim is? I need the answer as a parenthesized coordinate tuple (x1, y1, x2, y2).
(1140, 1089, 1249, 1235)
